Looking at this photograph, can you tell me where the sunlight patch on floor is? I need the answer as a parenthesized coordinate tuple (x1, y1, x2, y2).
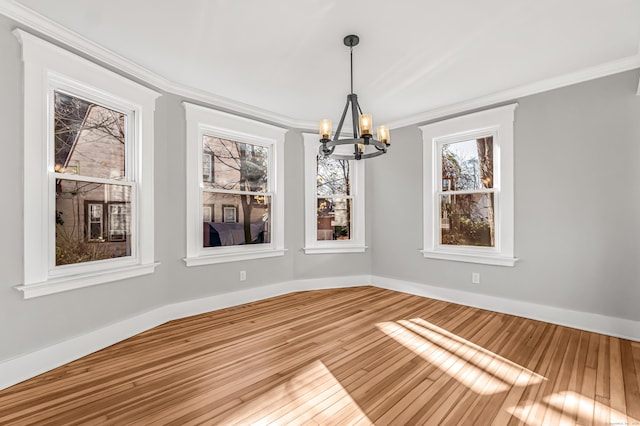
(376, 318, 544, 395)
(508, 391, 637, 425)
(214, 360, 372, 425)
(406, 318, 545, 387)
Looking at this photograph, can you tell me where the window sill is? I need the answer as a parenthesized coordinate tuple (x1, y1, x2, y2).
(15, 262, 161, 299)
(420, 250, 518, 267)
(184, 248, 287, 266)
(303, 245, 368, 254)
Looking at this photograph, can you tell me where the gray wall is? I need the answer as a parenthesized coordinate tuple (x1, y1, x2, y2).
(1, 11, 638, 365)
(370, 69, 640, 322)
(0, 15, 370, 362)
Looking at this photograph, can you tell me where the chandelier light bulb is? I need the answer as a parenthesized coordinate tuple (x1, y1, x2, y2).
(377, 125, 390, 145)
(319, 119, 332, 141)
(359, 114, 372, 137)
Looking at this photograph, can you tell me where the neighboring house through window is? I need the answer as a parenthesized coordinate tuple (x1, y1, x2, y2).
(15, 30, 159, 298)
(184, 103, 286, 265)
(420, 104, 517, 266)
(302, 133, 366, 254)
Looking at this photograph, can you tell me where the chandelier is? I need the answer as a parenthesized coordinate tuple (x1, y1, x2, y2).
(318, 35, 390, 160)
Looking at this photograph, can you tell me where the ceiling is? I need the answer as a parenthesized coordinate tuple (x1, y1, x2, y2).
(7, 0, 640, 128)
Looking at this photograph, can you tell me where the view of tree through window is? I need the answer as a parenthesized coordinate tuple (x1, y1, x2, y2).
(440, 137, 494, 247)
(202, 136, 271, 247)
(316, 156, 351, 241)
(54, 91, 132, 266)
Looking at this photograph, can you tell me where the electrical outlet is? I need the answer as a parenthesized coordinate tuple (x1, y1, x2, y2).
(472, 272, 480, 284)
(240, 270, 246, 281)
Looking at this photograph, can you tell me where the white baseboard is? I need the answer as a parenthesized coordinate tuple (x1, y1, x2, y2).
(0, 275, 371, 390)
(372, 275, 640, 342)
(2, 273, 637, 391)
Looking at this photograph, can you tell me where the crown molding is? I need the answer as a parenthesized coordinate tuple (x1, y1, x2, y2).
(387, 54, 640, 129)
(0, 0, 305, 129)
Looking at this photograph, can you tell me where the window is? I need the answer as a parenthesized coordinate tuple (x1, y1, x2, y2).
(84, 202, 130, 245)
(184, 103, 286, 265)
(54, 91, 132, 264)
(87, 204, 104, 242)
(302, 133, 366, 254)
(202, 153, 213, 183)
(420, 104, 517, 266)
(15, 30, 159, 298)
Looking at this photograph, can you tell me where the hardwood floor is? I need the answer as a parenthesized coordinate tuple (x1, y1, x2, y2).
(1, 286, 639, 425)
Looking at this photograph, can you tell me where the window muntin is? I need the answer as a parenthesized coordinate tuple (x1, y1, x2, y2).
(438, 137, 495, 248)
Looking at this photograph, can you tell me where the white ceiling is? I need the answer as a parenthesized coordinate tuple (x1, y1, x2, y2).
(8, 0, 640, 128)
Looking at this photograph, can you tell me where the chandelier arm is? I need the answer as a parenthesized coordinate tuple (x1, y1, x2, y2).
(355, 98, 363, 116)
(349, 94, 359, 138)
(322, 138, 386, 149)
(320, 144, 336, 156)
(333, 96, 351, 141)
(326, 149, 386, 161)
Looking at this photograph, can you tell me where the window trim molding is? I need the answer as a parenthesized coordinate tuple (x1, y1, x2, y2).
(15, 29, 160, 298)
(183, 102, 287, 266)
(419, 104, 518, 266)
(302, 133, 367, 254)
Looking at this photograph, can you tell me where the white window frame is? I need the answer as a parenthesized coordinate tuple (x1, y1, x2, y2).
(302, 133, 366, 254)
(14, 30, 160, 299)
(420, 104, 517, 266)
(184, 103, 286, 266)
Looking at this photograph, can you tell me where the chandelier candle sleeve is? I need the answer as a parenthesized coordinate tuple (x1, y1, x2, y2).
(359, 114, 372, 136)
(377, 125, 390, 144)
(320, 119, 332, 140)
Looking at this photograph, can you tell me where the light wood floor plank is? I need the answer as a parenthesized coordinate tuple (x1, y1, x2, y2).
(0, 286, 638, 425)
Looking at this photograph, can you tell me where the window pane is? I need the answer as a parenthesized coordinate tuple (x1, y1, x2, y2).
(56, 179, 131, 265)
(54, 91, 126, 180)
(441, 137, 493, 191)
(317, 198, 351, 241)
(202, 193, 271, 247)
(440, 193, 494, 247)
(202, 136, 268, 192)
(317, 156, 350, 196)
